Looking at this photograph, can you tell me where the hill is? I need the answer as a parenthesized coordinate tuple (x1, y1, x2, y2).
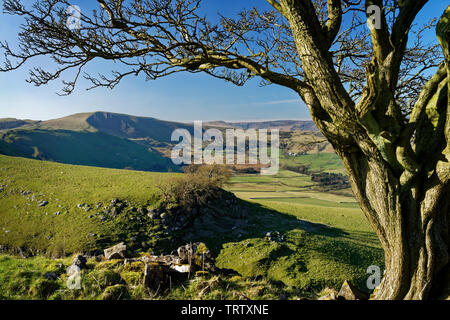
(205, 119, 318, 131)
(0, 112, 187, 172)
(0, 154, 382, 299)
(35, 111, 195, 145)
(0, 129, 178, 172)
(0, 112, 341, 174)
(0, 118, 38, 130)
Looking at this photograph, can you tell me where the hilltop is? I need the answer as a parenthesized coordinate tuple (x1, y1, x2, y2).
(0, 112, 340, 174)
(0, 112, 189, 172)
(2, 111, 195, 143)
(0, 118, 38, 130)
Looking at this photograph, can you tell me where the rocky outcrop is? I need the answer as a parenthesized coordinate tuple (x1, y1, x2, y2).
(104, 242, 228, 291)
(317, 281, 369, 300)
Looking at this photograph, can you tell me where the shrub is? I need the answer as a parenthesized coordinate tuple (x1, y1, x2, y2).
(158, 164, 231, 208)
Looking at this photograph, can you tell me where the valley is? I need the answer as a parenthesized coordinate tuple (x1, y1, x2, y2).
(0, 112, 383, 300)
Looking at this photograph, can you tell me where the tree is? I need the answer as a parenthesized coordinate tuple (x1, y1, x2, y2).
(0, 0, 449, 299)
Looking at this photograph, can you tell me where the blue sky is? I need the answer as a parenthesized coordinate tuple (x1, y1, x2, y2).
(0, 0, 447, 122)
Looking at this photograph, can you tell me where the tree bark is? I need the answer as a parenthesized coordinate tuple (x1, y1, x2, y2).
(280, 1, 450, 299)
(338, 147, 450, 300)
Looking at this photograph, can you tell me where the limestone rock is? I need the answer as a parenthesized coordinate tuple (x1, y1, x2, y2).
(337, 280, 369, 300)
(104, 243, 127, 260)
(170, 264, 192, 273)
(318, 292, 337, 300)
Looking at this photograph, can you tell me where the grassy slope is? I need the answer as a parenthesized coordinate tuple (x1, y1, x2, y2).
(85, 111, 194, 143)
(0, 155, 383, 298)
(1, 129, 178, 172)
(222, 170, 383, 291)
(0, 154, 178, 256)
(36, 112, 95, 132)
(0, 118, 38, 130)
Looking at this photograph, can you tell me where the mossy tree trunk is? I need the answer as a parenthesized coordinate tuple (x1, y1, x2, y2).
(281, 2, 450, 299)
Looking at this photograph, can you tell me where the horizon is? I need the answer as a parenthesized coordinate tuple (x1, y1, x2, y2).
(0, 110, 315, 124)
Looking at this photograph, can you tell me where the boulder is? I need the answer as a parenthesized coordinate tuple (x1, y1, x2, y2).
(177, 244, 194, 263)
(104, 243, 127, 260)
(143, 254, 182, 265)
(170, 264, 192, 273)
(176, 242, 216, 272)
(318, 292, 337, 300)
(38, 201, 48, 207)
(337, 280, 369, 300)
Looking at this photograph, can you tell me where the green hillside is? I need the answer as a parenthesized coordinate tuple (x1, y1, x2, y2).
(0, 154, 180, 257)
(281, 153, 345, 174)
(0, 129, 178, 172)
(85, 111, 194, 144)
(0, 155, 383, 299)
(0, 112, 197, 173)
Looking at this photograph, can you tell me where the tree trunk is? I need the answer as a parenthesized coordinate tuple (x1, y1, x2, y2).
(337, 147, 450, 300)
(281, 2, 450, 299)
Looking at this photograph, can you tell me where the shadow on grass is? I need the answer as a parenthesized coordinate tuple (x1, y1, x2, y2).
(179, 198, 351, 254)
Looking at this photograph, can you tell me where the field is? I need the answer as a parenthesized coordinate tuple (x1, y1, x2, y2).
(280, 153, 346, 174)
(221, 169, 382, 290)
(0, 154, 384, 299)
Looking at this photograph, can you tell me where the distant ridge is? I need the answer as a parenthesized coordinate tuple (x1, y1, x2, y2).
(0, 118, 38, 130)
(19, 111, 195, 143)
(204, 120, 318, 131)
(0, 111, 322, 172)
(0, 112, 317, 134)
